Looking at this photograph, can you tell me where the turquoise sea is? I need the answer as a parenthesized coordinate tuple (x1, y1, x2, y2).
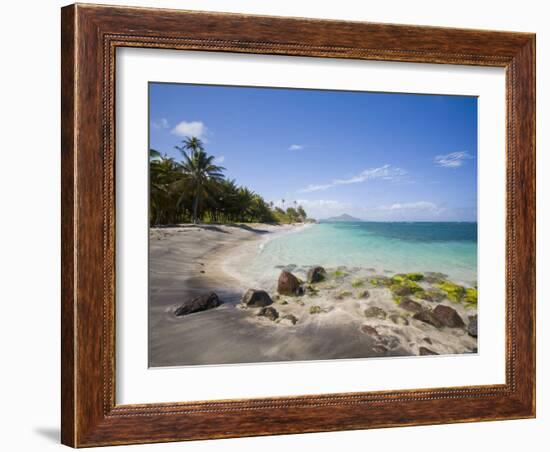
(241, 221, 477, 287)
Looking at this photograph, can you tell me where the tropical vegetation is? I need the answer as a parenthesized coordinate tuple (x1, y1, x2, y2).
(149, 137, 309, 226)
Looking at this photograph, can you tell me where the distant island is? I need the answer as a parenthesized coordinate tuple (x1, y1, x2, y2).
(322, 213, 363, 222)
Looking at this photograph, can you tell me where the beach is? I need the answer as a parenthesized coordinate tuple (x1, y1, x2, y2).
(149, 222, 478, 367)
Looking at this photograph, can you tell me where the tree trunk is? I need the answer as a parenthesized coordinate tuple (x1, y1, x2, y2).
(192, 192, 200, 224)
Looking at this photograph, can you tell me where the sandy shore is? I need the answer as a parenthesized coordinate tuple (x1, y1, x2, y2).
(149, 223, 477, 367)
(149, 223, 304, 366)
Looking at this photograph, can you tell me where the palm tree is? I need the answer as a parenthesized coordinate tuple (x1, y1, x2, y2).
(148, 140, 307, 225)
(149, 148, 162, 160)
(175, 137, 225, 223)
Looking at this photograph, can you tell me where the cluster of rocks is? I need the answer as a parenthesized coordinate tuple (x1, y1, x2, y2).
(173, 265, 478, 357)
(361, 298, 477, 355)
(238, 266, 330, 325)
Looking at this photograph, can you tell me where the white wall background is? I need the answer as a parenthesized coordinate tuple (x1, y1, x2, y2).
(0, 1, 546, 450)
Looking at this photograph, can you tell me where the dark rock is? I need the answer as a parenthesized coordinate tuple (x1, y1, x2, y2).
(361, 324, 381, 340)
(389, 314, 409, 326)
(413, 310, 444, 328)
(391, 284, 415, 296)
(468, 315, 478, 337)
(390, 276, 423, 293)
(417, 290, 445, 303)
(364, 306, 387, 320)
(419, 347, 439, 356)
(241, 289, 273, 307)
(277, 271, 303, 296)
(307, 266, 327, 283)
(433, 305, 465, 328)
(281, 314, 298, 325)
(423, 337, 433, 345)
(399, 298, 423, 314)
(258, 306, 279, 321)
(175, 292, 221, 316)
(356, 289, 370, 299)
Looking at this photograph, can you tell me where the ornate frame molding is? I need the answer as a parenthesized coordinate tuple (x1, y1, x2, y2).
(62, 4, 535, 447)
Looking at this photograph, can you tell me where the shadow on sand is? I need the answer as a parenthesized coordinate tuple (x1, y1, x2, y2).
(154, 223, 273, 235)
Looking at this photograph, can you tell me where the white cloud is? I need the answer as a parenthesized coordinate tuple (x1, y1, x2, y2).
(299, 164, 407, 193)
(214, 155, 225, 164)
(296, 199, 348, 209)
(289, 144, 305, 151)
(382, 201, 439, 211)
(300, 183, 334, 193)
(151, 118, 169, 129)
(367, 201, 446, 219)
(171, 121, 207, 139)
(339, 200, 445, 221)
(434, 151, 473, 168)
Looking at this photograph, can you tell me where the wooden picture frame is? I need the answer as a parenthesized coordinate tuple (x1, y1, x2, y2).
(61, 3, 536, 447)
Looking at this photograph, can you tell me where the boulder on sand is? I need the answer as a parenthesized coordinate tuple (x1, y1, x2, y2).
(277, 271, 304, 296)
(280, 314, 299, 325)
(241, 289, 273, 307)
(258, 306, 279, 321)
(413, 309, 444, 328)
(433, 304, 465, 328)
(175, 292, 221, 316)
(307, 266, 327, 283)
(399, 298, 423, 314)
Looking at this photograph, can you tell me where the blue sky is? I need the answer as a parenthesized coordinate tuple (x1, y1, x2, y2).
(149, 83, 477, 221)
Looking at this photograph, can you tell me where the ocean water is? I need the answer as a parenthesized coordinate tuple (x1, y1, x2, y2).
(238, 221, 477, 288)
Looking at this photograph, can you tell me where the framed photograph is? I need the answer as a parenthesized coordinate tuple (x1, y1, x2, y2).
(61, 3, 536, 447)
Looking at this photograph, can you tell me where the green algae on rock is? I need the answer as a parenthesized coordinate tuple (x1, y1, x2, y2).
(436, 280, 466, 302)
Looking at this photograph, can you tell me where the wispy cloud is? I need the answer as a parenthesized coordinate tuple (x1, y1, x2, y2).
(171, 120, 208, 139)
(299, 164, 407, 193)
(299, 183, 334, 193)
(214, 155, 225, 164)
(379, 201, 440, 212)
(289, 144, 305, 151)
(434, 151, 473, 168)
(151, 118, 169, 129)
(361, 200, 446, 220)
